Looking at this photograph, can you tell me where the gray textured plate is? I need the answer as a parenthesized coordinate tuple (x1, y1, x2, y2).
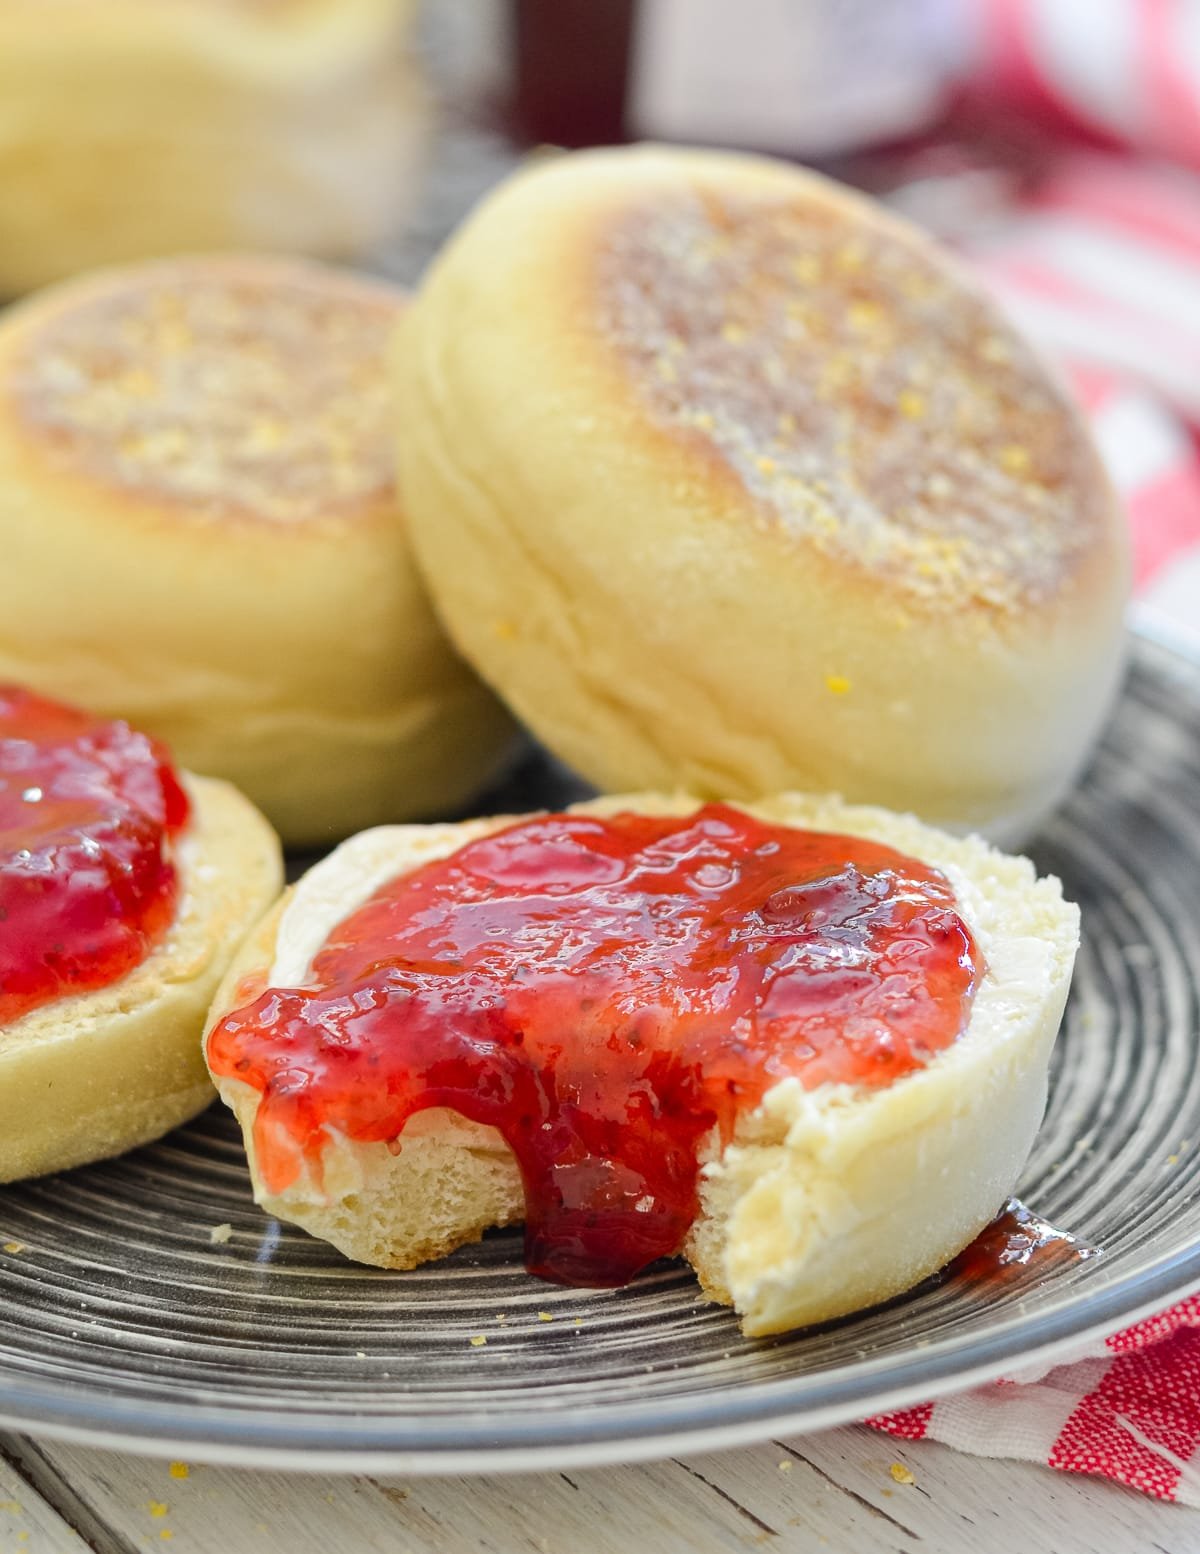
(0, 632, 1198, 1474)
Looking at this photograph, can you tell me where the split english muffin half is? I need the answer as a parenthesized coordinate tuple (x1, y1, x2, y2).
(205, 793, 1078, 1336)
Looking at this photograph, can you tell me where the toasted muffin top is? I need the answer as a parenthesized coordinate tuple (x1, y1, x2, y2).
(4, 256, 401, 525)
(594, 178, 1111, 612)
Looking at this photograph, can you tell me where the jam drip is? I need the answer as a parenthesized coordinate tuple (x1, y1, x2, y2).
(948, 1199, 1099, 1285)
(208, 805, 980, 1287)
(0, 686, 189, 1026)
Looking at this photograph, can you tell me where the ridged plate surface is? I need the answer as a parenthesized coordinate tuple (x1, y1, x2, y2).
(1, 634, 1198, 1472)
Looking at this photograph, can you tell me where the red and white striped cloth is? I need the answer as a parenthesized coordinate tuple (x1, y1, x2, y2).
(975, 0, 1200, 171)
(869, 1299, 1200, 1504)
(967, 153, 1200, 637)
(862, 0, 1200, 1502)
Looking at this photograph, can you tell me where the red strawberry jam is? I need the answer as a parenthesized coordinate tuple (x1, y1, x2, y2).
(0, 686, 189, 1026)
(208, 805, 981, 1286)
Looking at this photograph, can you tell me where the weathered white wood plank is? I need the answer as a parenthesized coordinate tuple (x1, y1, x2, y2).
(0, 1445, 92, 1554)
(703, 1427, 1200, 1553)
(15, 1426, 1200, 1554)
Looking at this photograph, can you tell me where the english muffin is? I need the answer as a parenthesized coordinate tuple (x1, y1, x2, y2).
(394, 146, 1129, 844)
(205, 792, 1077, 1335)
(0, 254, 516, 846)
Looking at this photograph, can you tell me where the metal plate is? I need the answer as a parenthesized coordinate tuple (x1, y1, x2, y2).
(0, 633, 1198, 1473)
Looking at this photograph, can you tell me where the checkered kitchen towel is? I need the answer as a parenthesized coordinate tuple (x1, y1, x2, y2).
(866, 0, 1200, 1502)
(870, 1300, 1200, 1503)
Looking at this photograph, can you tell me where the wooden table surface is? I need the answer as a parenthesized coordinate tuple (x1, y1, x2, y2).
(2, 1424, 1197, 1553)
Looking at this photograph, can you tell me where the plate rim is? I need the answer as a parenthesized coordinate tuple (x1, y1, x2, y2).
(1, 1234, 1200, 1474)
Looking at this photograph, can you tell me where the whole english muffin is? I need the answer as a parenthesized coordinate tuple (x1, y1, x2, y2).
(0, 254, 515, 847)
(394, 146, 1131, 842)
(0, 0, 425, 294)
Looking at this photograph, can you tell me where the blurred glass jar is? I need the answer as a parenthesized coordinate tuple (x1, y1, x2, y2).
(511, 0, 966, 156)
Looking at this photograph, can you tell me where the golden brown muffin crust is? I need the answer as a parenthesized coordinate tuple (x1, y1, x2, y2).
(594, 186, 1110, 613)
(5, 258, 399, 525)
